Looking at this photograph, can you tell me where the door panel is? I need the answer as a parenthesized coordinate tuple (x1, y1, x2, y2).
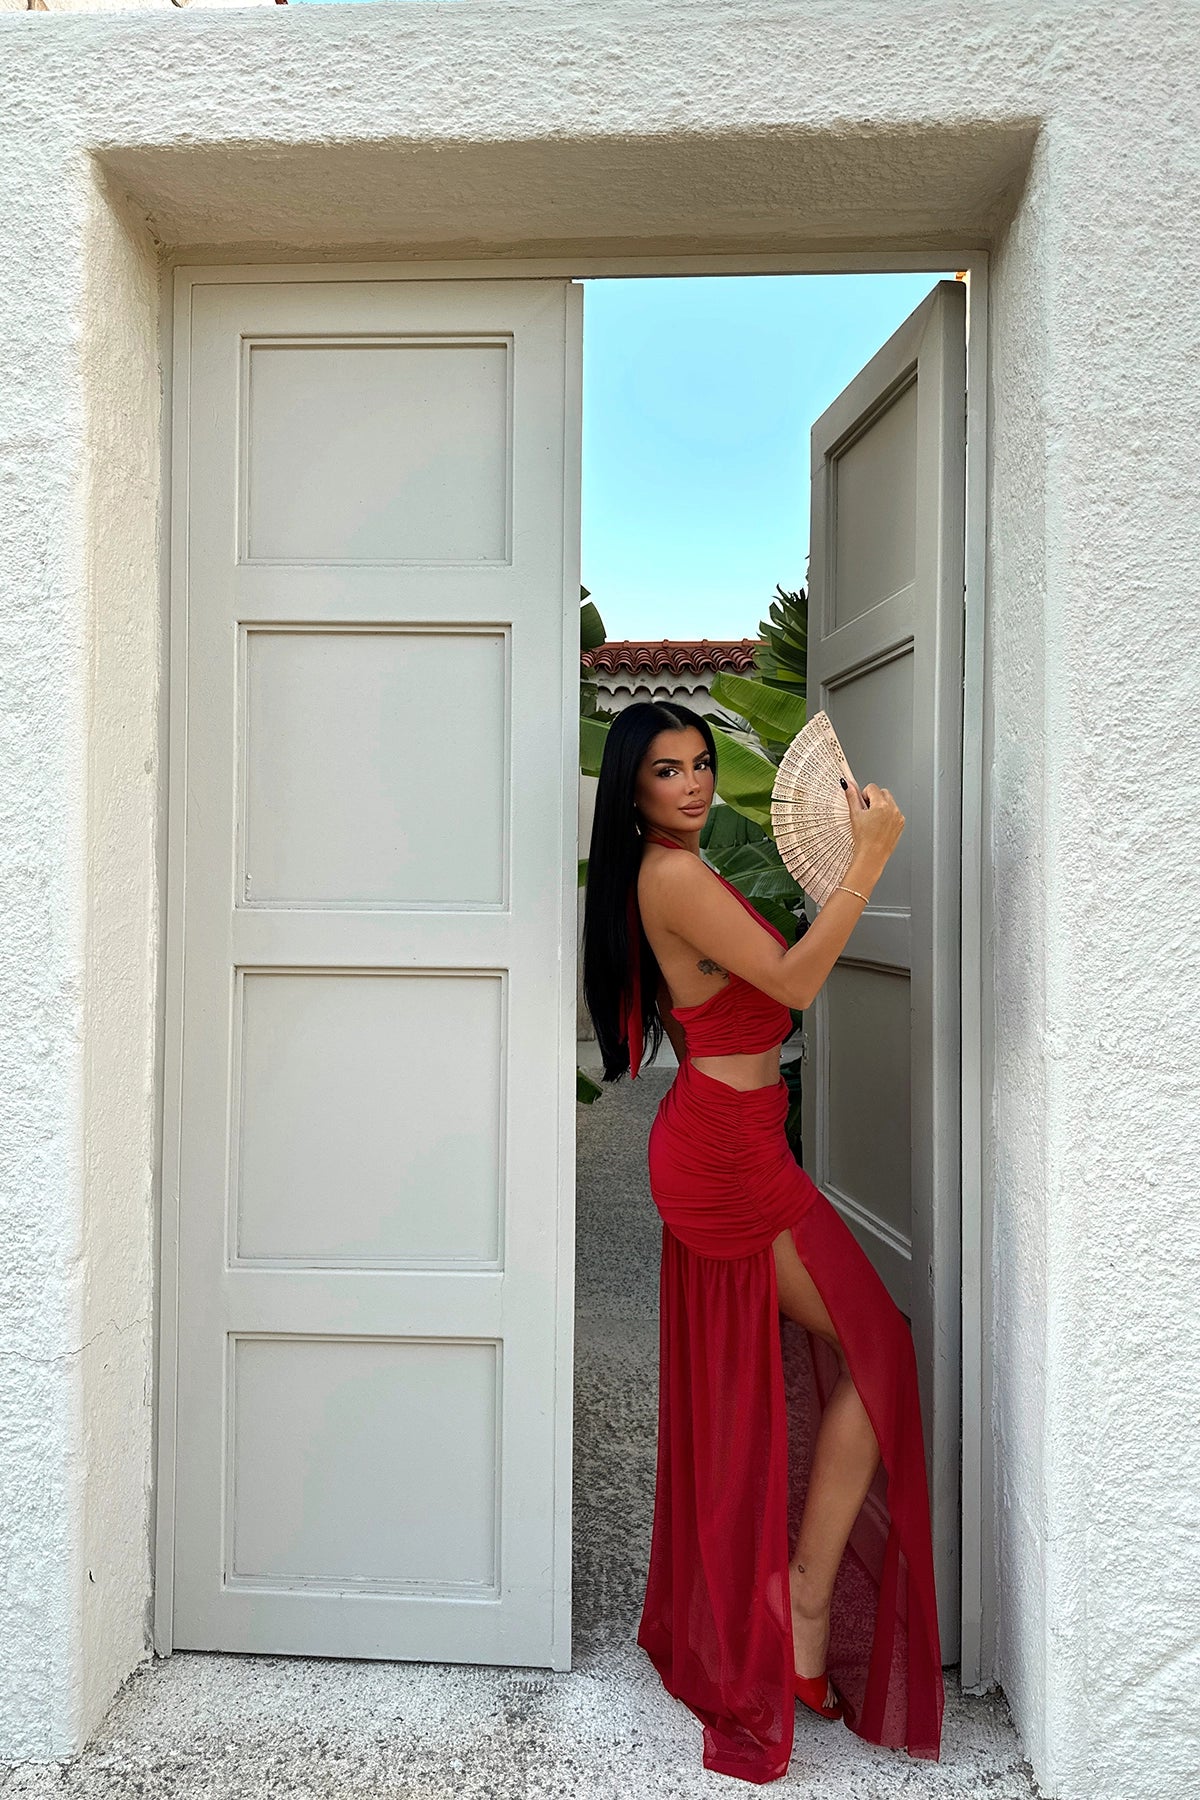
(801, 279, 965, 1660)
(165, 277, 582, 1667)
(241, 627, 508, 906)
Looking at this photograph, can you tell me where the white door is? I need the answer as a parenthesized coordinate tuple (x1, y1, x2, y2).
(160, 276, 582, 1667)
(800, 279, 965, 1661)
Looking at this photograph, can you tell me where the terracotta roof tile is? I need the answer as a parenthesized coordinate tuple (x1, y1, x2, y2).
(581, 638, 761, 677)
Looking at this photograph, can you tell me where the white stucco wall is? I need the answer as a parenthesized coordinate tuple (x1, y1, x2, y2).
(1, 5, 1197, 1795)
(0, 1, 276, 12)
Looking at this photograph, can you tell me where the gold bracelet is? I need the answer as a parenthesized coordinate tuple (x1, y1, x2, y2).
(836, 884, 870, 905)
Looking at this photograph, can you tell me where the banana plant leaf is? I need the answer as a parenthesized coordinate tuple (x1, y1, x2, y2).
(709, 670, 806, 747)
(707, 722, 778, 828)
(577, 1067, 604, 1104)
(580, 596, 607, 655)
(579, 713, 610, 778)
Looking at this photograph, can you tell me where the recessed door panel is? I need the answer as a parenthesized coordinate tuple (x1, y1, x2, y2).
(242, 626, 508, 907)
(234, 971, 504, 1266)
(245, 340, 511, 563)
(229, 1336, 499, 1589)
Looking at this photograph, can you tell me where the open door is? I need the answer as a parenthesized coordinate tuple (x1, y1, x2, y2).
(800, 279, 965, 1661)
(160, 274, 583, 1668)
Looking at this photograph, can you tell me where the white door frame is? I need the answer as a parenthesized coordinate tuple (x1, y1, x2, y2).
(157, 250, 992, 1691)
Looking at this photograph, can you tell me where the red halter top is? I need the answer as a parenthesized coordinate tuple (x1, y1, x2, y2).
(620, 829, 795, 1077)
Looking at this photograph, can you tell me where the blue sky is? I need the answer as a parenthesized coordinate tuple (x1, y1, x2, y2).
(580, 273, 957, 642)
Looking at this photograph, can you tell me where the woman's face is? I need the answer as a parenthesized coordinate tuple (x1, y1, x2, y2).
(634, 726, 715, 834)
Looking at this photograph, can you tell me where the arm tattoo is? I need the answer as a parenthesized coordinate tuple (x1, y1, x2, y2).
(697, 957, 728, 976)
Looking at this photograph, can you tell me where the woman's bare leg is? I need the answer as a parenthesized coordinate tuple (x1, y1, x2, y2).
(772, 1226, 882, 1705)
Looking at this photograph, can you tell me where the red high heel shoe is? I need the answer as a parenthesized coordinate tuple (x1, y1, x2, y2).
(794, 1670, 845, 1722)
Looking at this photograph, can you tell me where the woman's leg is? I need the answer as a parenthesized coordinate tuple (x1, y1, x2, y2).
(771, 1225, 883, 1702)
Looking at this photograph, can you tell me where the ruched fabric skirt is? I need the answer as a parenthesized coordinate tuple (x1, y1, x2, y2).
(637, 1052, 944, 1783)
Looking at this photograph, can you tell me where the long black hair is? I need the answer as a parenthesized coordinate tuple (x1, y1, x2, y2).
(582, 700, 718, 1082)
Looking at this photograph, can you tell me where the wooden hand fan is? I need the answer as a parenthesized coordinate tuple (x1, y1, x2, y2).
(769, 711, 859, 909)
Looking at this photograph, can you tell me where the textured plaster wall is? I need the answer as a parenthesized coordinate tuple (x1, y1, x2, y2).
(0, 4, 1197, 1796)
(0, 1, 276, 13)
(982, 45, 1200, 1787)
(76, 166, 165, 1747)
(986, 129, 1055, 1772)
(0, 148, 163, 1755)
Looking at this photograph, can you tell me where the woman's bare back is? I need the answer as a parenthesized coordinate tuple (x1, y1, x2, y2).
(638, 846, 783, 1092)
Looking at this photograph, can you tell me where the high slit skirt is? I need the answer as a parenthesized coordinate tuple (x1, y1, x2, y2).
(637, 1052, 944, 1783)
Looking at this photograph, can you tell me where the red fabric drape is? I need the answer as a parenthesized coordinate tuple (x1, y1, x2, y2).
(637, 1056, 944, 1782)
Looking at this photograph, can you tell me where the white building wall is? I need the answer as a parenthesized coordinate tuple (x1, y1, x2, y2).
(589, 672, 724, 713)
(0, 5, 1197, 1794)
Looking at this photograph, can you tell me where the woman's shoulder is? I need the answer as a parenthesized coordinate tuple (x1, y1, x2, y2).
(637, 846, 722, 918)
(640, 850, 788, 951)
(638, 844, 717, 885)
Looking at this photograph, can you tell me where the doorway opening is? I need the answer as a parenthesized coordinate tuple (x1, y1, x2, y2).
(574, 266, 971, 1681)
(154, 258, 990, 1749)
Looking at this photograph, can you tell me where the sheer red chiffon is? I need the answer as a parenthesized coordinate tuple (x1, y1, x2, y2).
(636, 1056, 944, 1782)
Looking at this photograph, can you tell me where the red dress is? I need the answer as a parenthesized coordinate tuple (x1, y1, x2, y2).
(623, 832, 944, 1783)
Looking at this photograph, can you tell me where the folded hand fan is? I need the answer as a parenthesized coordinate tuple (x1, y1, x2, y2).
(769, 711, 859, 909)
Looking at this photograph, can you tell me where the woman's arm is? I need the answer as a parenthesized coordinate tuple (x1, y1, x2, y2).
(655, 977, 689, 1063)
(643, 783, 903, 1013)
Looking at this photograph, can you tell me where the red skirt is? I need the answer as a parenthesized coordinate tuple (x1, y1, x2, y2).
(637, 1053, 944, 1783)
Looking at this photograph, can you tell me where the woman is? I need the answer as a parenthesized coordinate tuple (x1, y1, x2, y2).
(582, 700, 944, 1785)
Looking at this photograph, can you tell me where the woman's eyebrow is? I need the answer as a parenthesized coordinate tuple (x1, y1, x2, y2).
(652, 755, 707, 766)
